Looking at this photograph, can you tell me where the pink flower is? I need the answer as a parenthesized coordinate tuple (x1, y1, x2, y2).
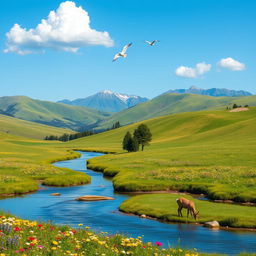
(155, 241, 162, 246)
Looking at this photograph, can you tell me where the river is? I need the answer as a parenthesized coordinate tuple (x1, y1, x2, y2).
(0, 151, 256, 255)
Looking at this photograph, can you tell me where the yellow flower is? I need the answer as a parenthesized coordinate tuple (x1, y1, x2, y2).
(52, 241, 58, 245)
(51, 247, 57, 250)
(78, 223, 83, 226)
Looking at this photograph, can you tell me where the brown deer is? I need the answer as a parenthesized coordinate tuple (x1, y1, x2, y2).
(176, 197, 199, 220)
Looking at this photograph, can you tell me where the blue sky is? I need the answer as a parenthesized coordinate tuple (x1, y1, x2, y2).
(0, 0, 255, 101)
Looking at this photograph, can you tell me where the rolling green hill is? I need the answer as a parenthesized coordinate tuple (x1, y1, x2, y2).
(0, 114, 75, 139)
(97, 93, 256, 129)
(65, 107, 256, 203)
(0, 96, 111, 130)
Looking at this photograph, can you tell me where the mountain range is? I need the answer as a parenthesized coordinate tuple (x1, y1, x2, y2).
(58, 90, 149, 112)
(165, 86, 252, 97)
(0, 87, 255, 132)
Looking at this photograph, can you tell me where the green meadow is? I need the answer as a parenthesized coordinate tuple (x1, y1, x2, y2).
(0, 125, 90, 195)
(1, 107, 256, 229)
(66, 108, 256, 203)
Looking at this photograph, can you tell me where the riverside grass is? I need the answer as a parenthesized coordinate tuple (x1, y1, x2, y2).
(0, 131, 90, 195)
(120, 194, 256, 229)
(66, 108, 256, 203)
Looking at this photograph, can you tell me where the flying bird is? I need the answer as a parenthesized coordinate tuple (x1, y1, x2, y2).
(145, 40, 159, 46)
(113, 43, 132, 62)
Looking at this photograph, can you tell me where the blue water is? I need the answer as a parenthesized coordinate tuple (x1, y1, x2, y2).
(1, 151, 256, 255)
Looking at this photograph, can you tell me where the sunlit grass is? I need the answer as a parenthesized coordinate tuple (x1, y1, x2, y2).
(120, 194, 256, 229)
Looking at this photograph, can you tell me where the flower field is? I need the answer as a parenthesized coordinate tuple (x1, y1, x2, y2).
(0, 215, 201, 256)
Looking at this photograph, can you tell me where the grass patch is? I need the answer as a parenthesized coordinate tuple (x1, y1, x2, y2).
(120, 194, 256, 229)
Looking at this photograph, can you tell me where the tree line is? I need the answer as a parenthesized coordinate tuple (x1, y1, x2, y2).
(44, 121, 122, 142)
(122, 124, 152, 152)
(226, 104, 249, 110)
(45, 130, 94, 142)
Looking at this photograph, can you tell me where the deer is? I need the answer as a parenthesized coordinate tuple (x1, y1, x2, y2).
(176, 197, 199, 220)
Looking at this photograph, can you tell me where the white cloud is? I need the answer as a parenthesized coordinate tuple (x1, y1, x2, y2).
(218, 57, 245, 71)
(4, 1, 114, 55)
(175, 62, 211, 78)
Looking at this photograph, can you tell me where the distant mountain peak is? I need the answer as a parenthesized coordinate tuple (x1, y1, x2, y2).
(100, 90, 114, 95)
(165, 86, 252, 97)
(58, 91, 149, 112)
(189, 85, 201, 90)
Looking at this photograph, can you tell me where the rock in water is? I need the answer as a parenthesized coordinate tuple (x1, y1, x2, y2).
(51, 193, 61, 196)
(204, 221, 220, 228)
(76, 195, 115, 201)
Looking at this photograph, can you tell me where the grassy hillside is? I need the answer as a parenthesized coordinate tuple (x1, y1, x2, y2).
(65, 107, 256, 203)
(0, 96, 111, 130)
(97, 93, 256, 129)
(0, 114, 74, 139)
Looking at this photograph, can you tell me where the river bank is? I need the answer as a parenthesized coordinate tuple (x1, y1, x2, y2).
(1, 152, 256, 255)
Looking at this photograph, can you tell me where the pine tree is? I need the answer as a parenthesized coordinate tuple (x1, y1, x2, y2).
(134, 124, 152, 151)
(122, 132, 132, 151)
(122, 132, 139, 152)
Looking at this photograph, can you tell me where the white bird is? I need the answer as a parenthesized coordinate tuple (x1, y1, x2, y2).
(145, 40, 159, 46)
(113, 43, 133, 62)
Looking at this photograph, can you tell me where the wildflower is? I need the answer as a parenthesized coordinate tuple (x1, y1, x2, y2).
(14, 226, 21, 232)
(52, 241, 58, 245)
(28, 236, 35, 241)
(78, 223, 83, 226)
(51, 247, 57, 250)
(155, 241, 163, 246)
(37, 224, 43, 228)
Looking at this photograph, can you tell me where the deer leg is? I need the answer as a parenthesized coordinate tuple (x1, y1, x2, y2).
(187, 209, 190, 218)
(178, 206, 183, 217)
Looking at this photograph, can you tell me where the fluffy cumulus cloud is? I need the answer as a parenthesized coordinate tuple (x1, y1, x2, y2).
(4, 1, 114, 54)
(175, 62, 211, 78)
(218, 57, 245, 71)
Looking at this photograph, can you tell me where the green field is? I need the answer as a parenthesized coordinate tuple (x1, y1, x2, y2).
(0, 114, 74, 139)
(1, 107, 256, 230)
(97, 93, 256, 129)
(65, 108, 256, 203)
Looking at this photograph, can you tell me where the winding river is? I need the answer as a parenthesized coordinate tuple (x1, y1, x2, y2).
(1, 151, 256, 255)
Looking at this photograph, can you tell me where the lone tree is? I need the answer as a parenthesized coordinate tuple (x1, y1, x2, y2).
(123, 132, 132, 150)
(134, 124, 152, 151)
(122, 132, 139, 152)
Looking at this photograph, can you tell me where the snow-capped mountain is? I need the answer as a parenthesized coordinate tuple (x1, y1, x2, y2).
(58, 90, 149, 112)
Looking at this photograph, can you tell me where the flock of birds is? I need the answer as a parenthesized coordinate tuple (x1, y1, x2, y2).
(113, 40, 159, 62)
